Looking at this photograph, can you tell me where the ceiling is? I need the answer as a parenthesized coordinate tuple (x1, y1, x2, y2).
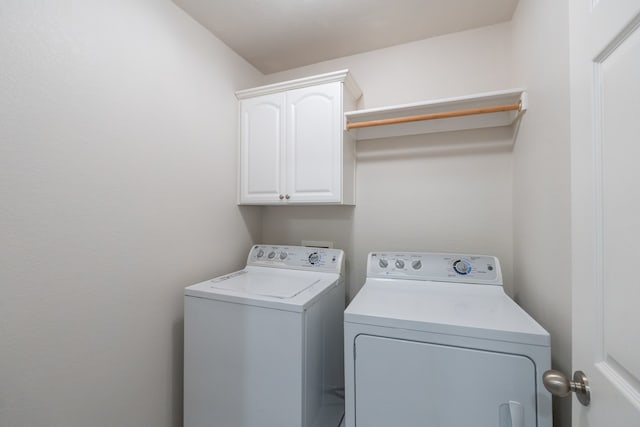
(173, 0, 519, 74)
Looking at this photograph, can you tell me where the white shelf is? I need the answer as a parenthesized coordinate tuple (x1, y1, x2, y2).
(344, 89, 527, 140)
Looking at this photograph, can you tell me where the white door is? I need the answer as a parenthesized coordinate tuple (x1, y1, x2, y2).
(286, 82, 342, 203)
(570, 0, 640, 425)
(239, 93, 286, 204)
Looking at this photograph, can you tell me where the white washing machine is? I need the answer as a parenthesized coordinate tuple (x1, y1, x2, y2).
(344, 252, 552, 427)
(184, 245, 345, 427)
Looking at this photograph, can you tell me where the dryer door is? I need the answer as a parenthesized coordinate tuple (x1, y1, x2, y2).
(354, 335, 537, 427)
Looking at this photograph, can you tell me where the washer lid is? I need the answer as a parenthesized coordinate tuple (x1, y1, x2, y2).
(209, 269, 320, 298)
(344, 278, 550, 347)
(184, 266, 340, 312)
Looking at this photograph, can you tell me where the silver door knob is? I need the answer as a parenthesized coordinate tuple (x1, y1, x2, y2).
(543, 369, 590, 406)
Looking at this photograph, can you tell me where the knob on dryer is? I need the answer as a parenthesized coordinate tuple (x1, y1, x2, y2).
(308, 252, 320, 265)
(379, 259, 389, 268)
(453, 259, 471, 275)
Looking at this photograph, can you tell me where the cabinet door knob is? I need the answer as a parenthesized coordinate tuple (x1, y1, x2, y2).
(285, 194, 290, 200)
(279, 194, 284, 200)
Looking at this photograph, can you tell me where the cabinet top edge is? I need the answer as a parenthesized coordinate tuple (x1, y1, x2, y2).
(235, 69, 362, 101)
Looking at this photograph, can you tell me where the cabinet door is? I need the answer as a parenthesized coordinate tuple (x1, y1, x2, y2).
(239, 93, 286, 204)
(286, 82, 342, 203)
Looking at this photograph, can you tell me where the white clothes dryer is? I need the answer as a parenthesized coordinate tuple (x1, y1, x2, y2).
(344, 252, 551, 427)
(184, 245, 345, 427)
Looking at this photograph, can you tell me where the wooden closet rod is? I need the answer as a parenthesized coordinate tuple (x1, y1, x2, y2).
(346, 101, 522, 130)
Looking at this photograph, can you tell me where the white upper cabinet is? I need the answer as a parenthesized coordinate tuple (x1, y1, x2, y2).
(236, 70, 361, 205)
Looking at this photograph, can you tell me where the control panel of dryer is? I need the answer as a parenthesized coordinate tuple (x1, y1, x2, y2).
(367, 252, 502, 285)
(247, 245, 344, 274)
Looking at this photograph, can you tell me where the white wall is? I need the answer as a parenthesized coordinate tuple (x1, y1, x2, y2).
(261, 23, 516, 299)
(510, 1, 572, 426)
(0, 1, 262, 426)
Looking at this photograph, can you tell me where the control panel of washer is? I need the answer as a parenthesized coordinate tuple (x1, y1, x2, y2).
(247, 245, 344, 273)
(367, 252, 502, 285)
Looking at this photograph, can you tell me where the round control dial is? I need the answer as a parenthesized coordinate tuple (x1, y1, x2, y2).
(453, 259, 471, 275)
(256, 249, 265, 258)
(378, 259, 389, 268)
(395, 259, 405, 269)
(411, 260, 422, 270)
(308, 252, 320, 265)
(279, 252, 287, 260)
(267, 251, 276, 259)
